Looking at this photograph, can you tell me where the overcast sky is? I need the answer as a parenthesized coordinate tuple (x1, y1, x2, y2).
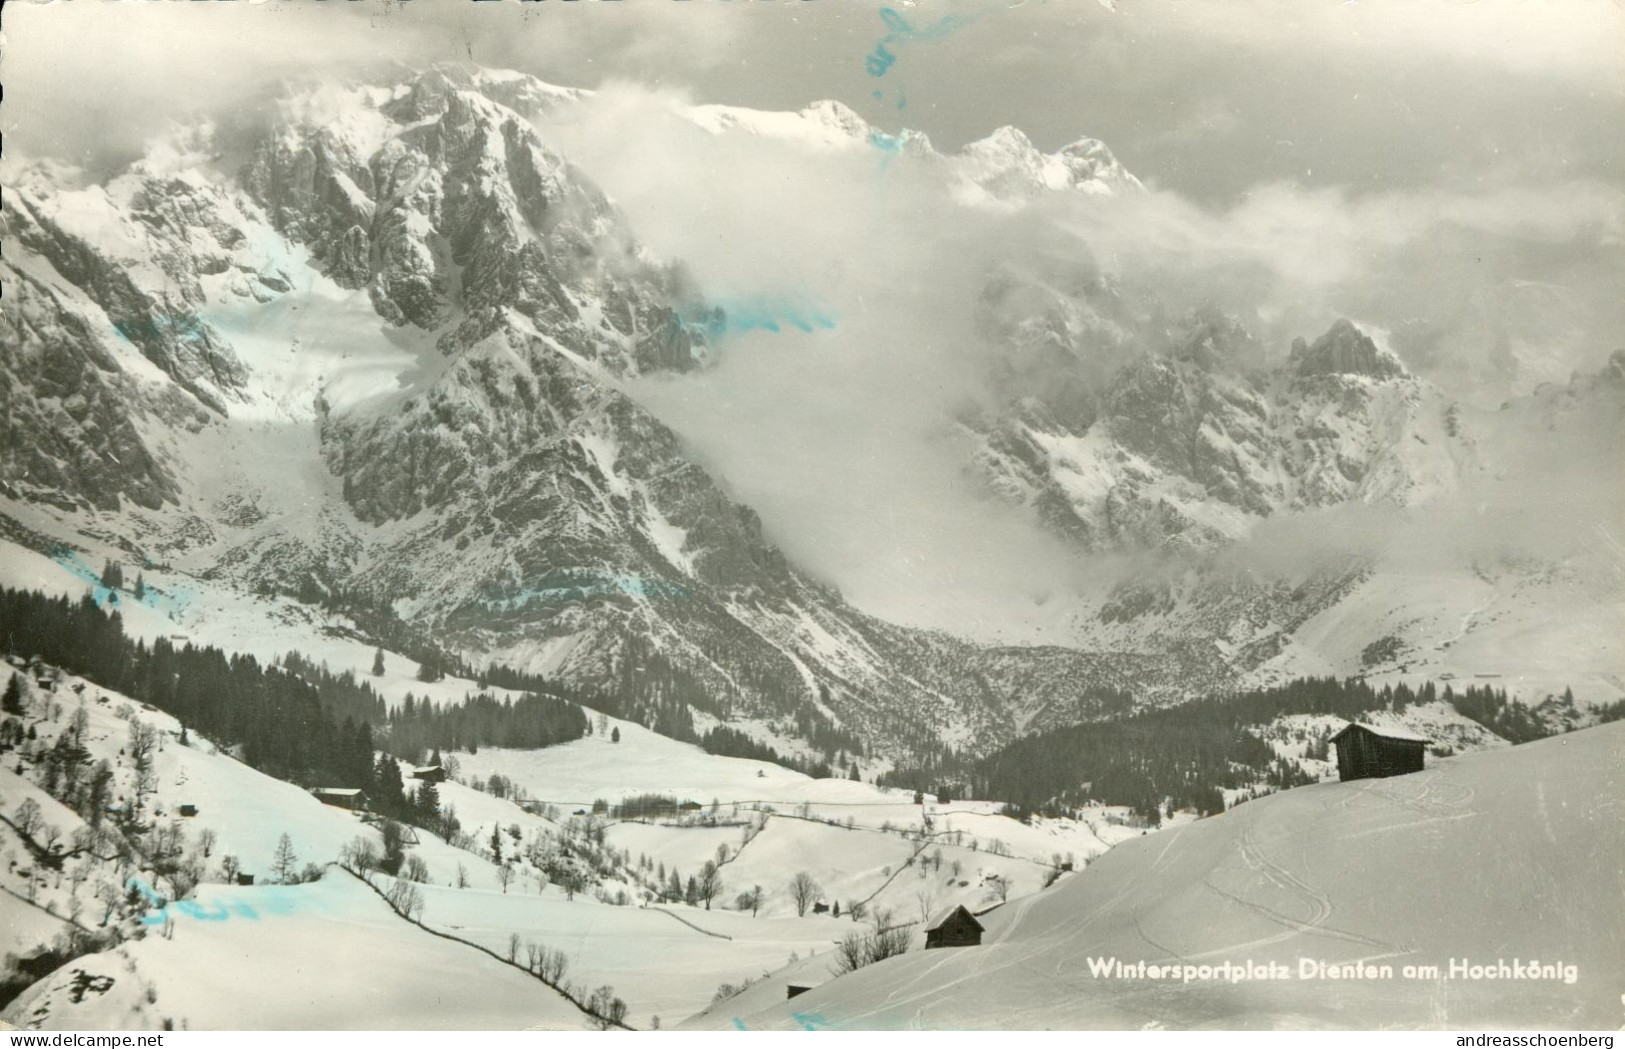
(6, 0, 1622, 204)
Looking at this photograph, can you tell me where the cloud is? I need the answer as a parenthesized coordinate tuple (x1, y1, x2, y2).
(533, 85, 1106, 636)
(533, 84, 1622, 638)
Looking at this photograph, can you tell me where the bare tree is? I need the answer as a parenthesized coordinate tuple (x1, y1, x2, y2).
(385, 878, 424, 920)
(916, 885, 936, 925)
(197, 828, 218, 858)
(696, 860, 722, 910)
(831, 930, 869, 975)
(832, 909, 911, 975)
(789, 871, 820, 917)
(735, 884, 763, 916)
(13, 798, 43, 840)
(128, 721, 159, 805)
(495, 863, 515, 894)
(539, 946, 568, 985)
(341, 837, 379, 876)
(868, 907, 910, 962)
(587, 986, 626, 1030)
(271, 833, 298, 884)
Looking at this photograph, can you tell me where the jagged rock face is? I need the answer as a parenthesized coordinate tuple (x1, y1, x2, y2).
(0, 260, 208, 512)
(971, 310, 1461, 551)
(242, 71, 705, 371)
(3, 184, 252, 415)
(1290, 318, 1408, 380)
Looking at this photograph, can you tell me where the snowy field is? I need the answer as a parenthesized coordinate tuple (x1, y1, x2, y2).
(690, 722, 1625, 1030)
(6, 877, 587, 1031)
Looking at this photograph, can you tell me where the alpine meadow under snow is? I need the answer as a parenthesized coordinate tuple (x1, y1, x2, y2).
(1, 0, 1622, 1033)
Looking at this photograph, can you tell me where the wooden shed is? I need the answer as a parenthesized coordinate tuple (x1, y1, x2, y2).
(925, 904, 984, 949)
(410, 765, 446, 784)
(311, 787, 368, 811)
(1330, 723, 1429, 782)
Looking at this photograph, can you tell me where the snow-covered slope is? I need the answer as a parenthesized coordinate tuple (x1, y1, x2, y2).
(1, 657, 1113, 1030)
(5, 876, 588, 1031)
(694, 721, 1625, 1030)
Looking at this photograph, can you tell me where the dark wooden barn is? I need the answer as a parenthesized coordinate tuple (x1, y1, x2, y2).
(411, 765, 446, 783)
(177, 804, 198, 817)
(1330, 723, 1429, 782)
(925, 905, 984, 949)
(311, 787, 368, 811)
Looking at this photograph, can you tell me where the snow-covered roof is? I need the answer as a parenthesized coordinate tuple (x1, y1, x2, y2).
(926, 904, 983, 932)
(312, 787, 364, 796)
(1331, 722, 1431, 744)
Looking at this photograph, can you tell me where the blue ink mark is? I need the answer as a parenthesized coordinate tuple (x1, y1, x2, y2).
(681, 300, 836, 342)
(129, 879, 303, 927)
(731, 1018, 748, 1031)
(865, 43, 897, 78)
(113, 314, 209, 346)
(790, 1011, 833, 1031)
(174, 898, 232, 922)
(128, 877, 171, 925)
(864, 7, 978, 110)
(50, 545, 193, 616)
(868, 131, 904, 154)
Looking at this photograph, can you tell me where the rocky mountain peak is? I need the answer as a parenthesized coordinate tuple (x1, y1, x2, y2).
(1289, 319, 1408, 381)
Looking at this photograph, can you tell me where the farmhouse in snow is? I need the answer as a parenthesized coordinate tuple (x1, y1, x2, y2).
(925, 905, 984, 949)
(1330, 723, 1429, 782)
(410, 765, 446, 783)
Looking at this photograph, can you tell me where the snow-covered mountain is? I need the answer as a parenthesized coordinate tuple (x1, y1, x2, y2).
(1, 64, 1618, 764)
(676, 97, 1143, 206)
(0, 67, 1152, 760)
(960, 284, 1625, 716)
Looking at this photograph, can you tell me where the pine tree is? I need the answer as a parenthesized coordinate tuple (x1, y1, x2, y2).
(611, 726, 621, 744)
(416, 781, 441, 830)
(372, 648, 386, 677)
(2, 676, 24, 716)
(133, 574, 146, 601)
(100, 559, 124, 590)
